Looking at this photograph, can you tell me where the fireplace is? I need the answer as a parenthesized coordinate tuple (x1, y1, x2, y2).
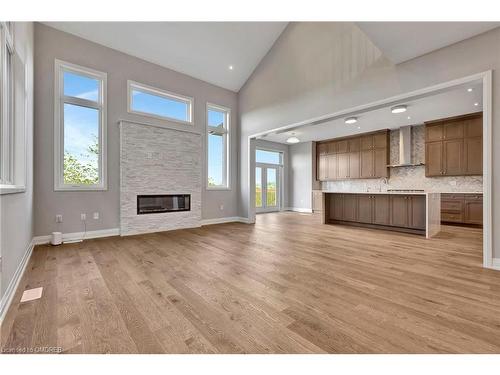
(137, 194, 191, 215)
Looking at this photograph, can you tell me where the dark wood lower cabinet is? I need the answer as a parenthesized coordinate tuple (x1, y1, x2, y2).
(441, 193, 482, 226)
(326, 193, 426, 235)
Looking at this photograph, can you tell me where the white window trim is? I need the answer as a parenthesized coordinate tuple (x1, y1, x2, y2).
(206, 102, 231, 190)
(0, 22, 27, 195)
(127, 80, 193, 125)
(54, 59, 107, 191)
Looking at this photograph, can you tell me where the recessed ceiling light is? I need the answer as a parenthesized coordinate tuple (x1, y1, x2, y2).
(474, 102, 479, 106)
(286, 133, 300, 144)
(407, 116, 411, 120)
(357, 126, 361, 129)
(391, 105, 407, 114)
(345, 117, 357, 124)
(467, 88, 473, 92)
(228, 65, 234, 70)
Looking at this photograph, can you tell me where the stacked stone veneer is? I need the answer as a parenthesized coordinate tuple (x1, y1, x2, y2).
(120, 121, 202, 235)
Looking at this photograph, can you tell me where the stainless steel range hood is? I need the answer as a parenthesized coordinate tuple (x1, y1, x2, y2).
(388, 125, 424, 168)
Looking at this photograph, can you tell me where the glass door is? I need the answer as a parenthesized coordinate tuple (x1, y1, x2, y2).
(255, 165, 280, 213)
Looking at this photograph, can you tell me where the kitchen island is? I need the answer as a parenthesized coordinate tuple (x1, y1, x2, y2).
(322, 192, 441, 238)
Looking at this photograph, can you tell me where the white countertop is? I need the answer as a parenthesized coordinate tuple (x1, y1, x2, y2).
(321, 191, 482, 195)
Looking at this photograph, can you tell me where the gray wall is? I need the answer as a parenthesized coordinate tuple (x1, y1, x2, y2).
(238, 22, 500, 257)
(34, 23, 239, 236)
(289, 142, 313, 210)
(0, 23, 34, 301)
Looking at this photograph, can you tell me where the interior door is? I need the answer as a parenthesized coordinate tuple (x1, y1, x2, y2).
(256, 165, 280, 213)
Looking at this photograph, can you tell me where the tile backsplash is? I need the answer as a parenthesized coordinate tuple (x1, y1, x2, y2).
(322, 125, 483, 193)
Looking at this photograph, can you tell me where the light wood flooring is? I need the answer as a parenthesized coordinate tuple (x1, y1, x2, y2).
(2, 212, 500, 353)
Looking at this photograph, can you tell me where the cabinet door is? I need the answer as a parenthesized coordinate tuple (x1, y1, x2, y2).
(465, 117, 482, 138)
(443, 139, 464, 175)
(360, 150, 374, 178)
(425, 141, 443, 176)
(409, 196, 426, 230)
(390, 196, 409, 227)
(337, 153, 349, 179)
(327, 142, 337, 154)
(317, 143, 329, 155)
(360, 135, 373, 150)
(426, 123, 443, 142)
(332, 194, 344, 221)
(443, 121, 464, 140)
(357, 195, 373, 223)
(326, 154, 338, 180)
(343, 195, 358, 222)
(348, 152, 360, 179)
(373, 132, 388, 149)
(348, 137, 360, 152)
(374, 148, 388, 178)
(318, 155, 327, 180)
(336, 140, 349, 154)
(464, 137, 482, 175)
(373, 195, 390, 225)
(464, 198, 483, 225)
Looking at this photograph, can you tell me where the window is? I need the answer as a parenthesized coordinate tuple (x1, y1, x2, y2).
(128, 81, 193, 124)
(1, 22, 27, 195)
(54, 60, 107, 190)
(207, 103, 230, 189)
(256, 149, 282, 165)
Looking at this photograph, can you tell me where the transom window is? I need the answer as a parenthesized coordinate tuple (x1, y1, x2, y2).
(54, 60, 107, 190)
(256, 149, 282, 165)
(207, 103, 230, 189)
(128, 81, 193, 124)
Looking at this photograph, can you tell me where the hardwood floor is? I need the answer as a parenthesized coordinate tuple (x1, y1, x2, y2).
(2, 212, 500, 353)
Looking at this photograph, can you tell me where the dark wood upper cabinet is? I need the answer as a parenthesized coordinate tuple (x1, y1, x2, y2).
(425, 113, 482, 177)
(316, 130, 389, 181)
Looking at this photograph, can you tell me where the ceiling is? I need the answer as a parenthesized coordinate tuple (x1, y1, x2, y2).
(44, 22, 288, 92)
(357, 22, 500, 64)
(262, 82, 483, 144)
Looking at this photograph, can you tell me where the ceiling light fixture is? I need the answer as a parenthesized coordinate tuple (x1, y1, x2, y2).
(345, 117, 357, 124)
(391, 105, 407, 114)
(286, 133, 300, 144)
(407, 116, 411, 120)
(474, 102, 479, 106)
(467, 88, 473, 92)
(228, 65, 234, 70)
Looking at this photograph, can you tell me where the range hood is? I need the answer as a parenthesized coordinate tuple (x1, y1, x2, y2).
(388, 125, 424, 168)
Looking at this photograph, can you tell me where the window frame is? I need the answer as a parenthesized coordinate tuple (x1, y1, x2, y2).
(127, 80, 193, 125)
(206, 102, 230, 190)
(54, 59, 108, 191)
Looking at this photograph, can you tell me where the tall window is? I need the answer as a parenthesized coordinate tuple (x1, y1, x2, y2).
(0, 22, 14, 186)
(128, 80, 193, 124)
(207, 103, 230, 189)
(54, 60, 107, 190)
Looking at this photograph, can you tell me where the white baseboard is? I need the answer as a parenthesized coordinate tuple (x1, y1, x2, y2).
(0, 239, 34, 323)
(286, 207, 313, 213)
(201, 217, 250, 226)
(33, 227, 120, 245)
(492, 258, 500, 270)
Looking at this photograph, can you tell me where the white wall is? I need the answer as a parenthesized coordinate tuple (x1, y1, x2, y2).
(238, 22, 500, 258)
(289, 142, 313, 211)
(0, 23, 34, 305)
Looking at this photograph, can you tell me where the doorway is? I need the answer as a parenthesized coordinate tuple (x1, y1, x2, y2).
(255, 149, 282, 213)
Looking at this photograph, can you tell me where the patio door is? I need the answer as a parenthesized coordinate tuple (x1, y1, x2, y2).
(256, 164, 280, 213)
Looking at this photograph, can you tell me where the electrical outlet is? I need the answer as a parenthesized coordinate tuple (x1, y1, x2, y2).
(55, 214, 63, 223)
(93, 212, 99, 220)
(80, 213, 86, 221)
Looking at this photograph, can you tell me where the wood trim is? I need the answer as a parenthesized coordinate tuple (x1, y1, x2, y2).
(424, 111, 482, 125)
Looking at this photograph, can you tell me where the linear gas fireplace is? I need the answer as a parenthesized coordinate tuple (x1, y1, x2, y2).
(137, 194, 191, 215)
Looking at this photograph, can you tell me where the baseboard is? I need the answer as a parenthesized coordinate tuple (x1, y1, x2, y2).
(491, 258, 500, 270)
(201, 217, 251, 226)
(33, 227, 120, 245)
(0, 239, 34, 323)
(286, 207, 313, 213)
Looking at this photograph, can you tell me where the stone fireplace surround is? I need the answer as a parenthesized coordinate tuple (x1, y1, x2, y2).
(119, 120, 202, 236)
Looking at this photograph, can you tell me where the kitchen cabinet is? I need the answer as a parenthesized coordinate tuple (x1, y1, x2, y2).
(441, 193, 482, 226)
(316, 130, 389, 181)
(425, 113, 482, 177)
(325, 193, 427, 235)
